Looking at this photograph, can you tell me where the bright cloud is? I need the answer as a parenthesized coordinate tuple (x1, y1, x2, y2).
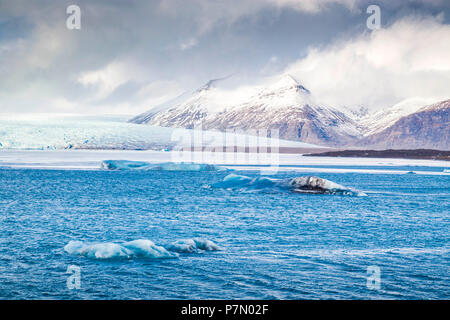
(266, 0, 359, 13)
(284, 15, 450, 111)
(77, 62, 135, 100)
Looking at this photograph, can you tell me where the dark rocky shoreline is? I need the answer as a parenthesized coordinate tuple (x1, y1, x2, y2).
(305, 149, 450, 161)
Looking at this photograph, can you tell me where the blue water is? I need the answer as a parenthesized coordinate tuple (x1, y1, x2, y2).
(0, 167, 449, 299)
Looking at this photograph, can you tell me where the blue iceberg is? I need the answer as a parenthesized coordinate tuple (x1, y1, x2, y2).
(166, 238, 221, 253)
(64, 239, 176, 260)
(101, 160, 227, 171)
(213, 174, 366, 196)
(212, 173, 278, 189)
(64, 238, 221, 260)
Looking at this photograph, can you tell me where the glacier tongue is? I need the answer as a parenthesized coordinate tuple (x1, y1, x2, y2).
(0, 114, 321, 150)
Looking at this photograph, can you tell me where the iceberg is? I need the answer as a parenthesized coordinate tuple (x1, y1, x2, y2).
(64, 239, 176, 260)
(64, 238, 221, 260)
(282, 176, 366, 196)
(166, 238, 221, 253)
(213, 174, 366, 196)
(101, 160, 151, 170)
(212, 174, 278, 189)
(101, 160, 227, 171)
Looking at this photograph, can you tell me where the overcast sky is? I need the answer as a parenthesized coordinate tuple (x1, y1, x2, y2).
(0, 0, 449, 115)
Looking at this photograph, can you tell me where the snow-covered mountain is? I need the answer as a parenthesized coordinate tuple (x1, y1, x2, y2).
(359, 98, 439, 136)
(131, 75, 449, 150)
(131, 75, 362, 147)
(357, 99, 450, 150)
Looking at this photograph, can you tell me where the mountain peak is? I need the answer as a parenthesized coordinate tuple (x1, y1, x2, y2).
(270, 74, 310, 94)
(197, 74, 233, 92)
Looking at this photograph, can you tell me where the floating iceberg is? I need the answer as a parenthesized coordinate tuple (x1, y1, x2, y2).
(101, 160, 227, 171)
(213, 174, 366, 196)
(212, 174, 278, 189)
(282, 176, 366, 196)
(64, 238, 221, 260)
(166, 238, 221, 253)
(64, 239, 176, 260)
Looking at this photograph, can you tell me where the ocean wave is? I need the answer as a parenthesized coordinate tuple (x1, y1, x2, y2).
(292, 246, 450, 257)
(101, 160, 227, 172)
(213, 174, 366, 196)
(64, 238, 220, 260)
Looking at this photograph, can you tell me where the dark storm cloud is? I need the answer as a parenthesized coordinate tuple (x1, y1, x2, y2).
(0, 0, 448, 114)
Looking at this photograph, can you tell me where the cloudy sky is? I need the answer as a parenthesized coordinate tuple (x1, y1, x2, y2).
(0, 0, 449, 115)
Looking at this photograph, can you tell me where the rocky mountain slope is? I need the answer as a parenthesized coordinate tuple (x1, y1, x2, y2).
(357, 99, 449, 150)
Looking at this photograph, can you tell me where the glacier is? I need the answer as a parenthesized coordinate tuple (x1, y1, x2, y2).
(0, 113, 322, 150)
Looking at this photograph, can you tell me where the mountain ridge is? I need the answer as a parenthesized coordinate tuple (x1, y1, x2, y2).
(130, 75, 449, 150)
(356, 99, 449, 150)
